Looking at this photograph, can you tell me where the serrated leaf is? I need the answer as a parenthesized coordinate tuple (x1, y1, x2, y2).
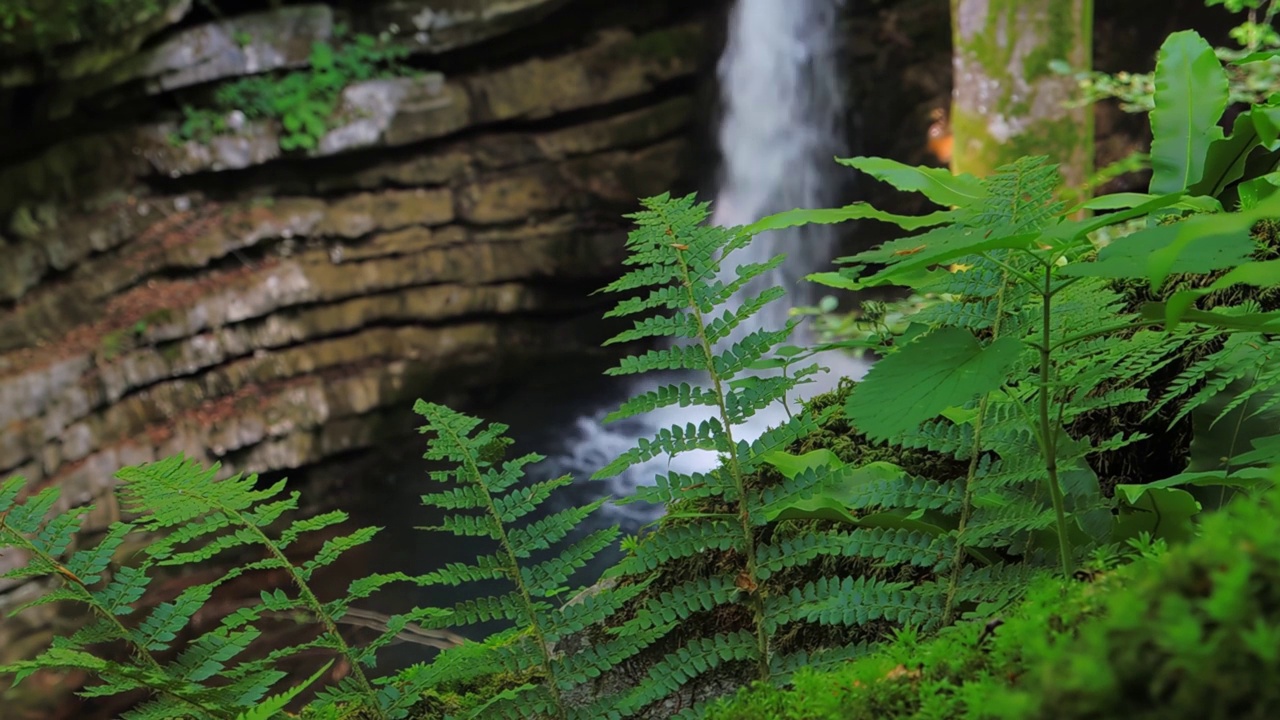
(847, 328, 1023, 442)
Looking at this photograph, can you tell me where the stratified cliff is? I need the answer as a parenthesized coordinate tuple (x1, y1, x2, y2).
(0, 0, 709, 518)
(0, 5, 711, 712)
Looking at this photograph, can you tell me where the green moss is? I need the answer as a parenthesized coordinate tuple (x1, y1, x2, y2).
(0, 0, 166, 53)
(951, 0, 1094, 185)
(708, 479, 1280, 720)
(950, 107, 1090, 183)
(610, 25, 702, 65)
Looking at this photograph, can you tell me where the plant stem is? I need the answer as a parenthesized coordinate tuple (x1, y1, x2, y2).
(3, 521, 230, 720)
(1038, 264, 1074, 578)
(674, 243, 771, 682)
(438, 424, 569, 720)
(230, 509, 385, 718)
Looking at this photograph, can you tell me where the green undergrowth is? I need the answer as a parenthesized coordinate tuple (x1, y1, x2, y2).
(0, 0, 165, 53)
(176, 25, 414, 152)
(708, 475, 1280, 720)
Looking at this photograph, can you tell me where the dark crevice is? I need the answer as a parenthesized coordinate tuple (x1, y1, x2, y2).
(92, 298, 616, 429)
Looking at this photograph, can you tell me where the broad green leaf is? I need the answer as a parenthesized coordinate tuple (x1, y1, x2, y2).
(1148, 191, 1280, 289)
(852, 225, 1039, 288)
(846, 328, 1024, 442)
(1139, 468, 1274, 492)
(1251, 104, 1280, 149)
(1233, 49, 1280, 64)
(1161, 259, 1280, 328)
(757, 449, 843, 479)
(1080, 193, 1221, 213)
(806, 270, 861, 291)
(1140, 302, 1280, 332)
(1149, 30, 1229, 194)
(1044, 191, 1187, 248)
(1238, 171, 1280, 210)
(1113, 485, 1201, 543)
(1063, 196, 1267, 285)
(835, 156, 986, 208)
(1188, 110, 1265, 197)
(744, 203, 954, 235)
(1231, 434, 1280, 467)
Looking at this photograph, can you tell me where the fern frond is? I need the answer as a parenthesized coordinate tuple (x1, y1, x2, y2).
(621, 576, 743, 633)
(765, 576, 944, 631)
(612, 631, 758, 717)
(617, 523, 745, 574)
(414, 400, 626, 720)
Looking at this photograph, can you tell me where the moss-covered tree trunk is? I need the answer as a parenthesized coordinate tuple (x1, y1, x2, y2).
(950, 0, 1094, 189)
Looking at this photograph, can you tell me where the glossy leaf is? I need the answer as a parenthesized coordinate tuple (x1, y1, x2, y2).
(836, 156, 986, 208)
(1149, 30, 1229, 193)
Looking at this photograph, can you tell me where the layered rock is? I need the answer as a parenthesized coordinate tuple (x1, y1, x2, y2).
(0, 1, 708, 698)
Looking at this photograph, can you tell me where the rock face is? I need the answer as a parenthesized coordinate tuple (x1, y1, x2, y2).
(0, 1, 709, 706)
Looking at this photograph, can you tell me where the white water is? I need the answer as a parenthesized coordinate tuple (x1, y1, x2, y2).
(547, 0, 865, 515)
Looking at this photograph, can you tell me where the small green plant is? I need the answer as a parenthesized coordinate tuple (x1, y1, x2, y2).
(176, 26, 413, 152)
(1056, 0, 1280, 112)
(402, 401, 656, 720)
(706, 472, 1280, 720)
(0, 456, 421, 719)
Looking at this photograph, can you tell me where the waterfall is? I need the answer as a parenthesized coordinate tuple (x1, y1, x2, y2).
(712, 0, 848, 332)
(546, 0, 861, 513)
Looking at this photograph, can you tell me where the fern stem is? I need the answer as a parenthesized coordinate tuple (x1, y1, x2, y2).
(942, 396, 987, 625)
(219, 506, 384, 717)
(1038, 264, 1074, 578)
(943, 253, 1013, 624)
(435, 423, 568, 720)
(673, 244, 771, 682)
(1, 520, 231, 720)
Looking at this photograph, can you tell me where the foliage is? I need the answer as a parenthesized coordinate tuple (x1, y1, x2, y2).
(0, 456, 425, 719)
(768, 30, 1280, 590)
(6, 20, 1280, 720)
(1058, 0, 1280, 112)
(706, 474, 1280, 720)
(176, 25, 413, 152)
(582, 192, 1032, 715)
(402, 402, 649, 720)
(0, 0, 166, 53)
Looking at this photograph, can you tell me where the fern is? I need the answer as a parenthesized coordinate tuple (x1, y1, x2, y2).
(587, 192, 952, 711)
(0, 457, 426, 720)
(406, 401, 650, 720)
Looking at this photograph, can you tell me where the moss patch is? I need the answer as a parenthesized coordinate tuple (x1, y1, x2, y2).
(707, 479, 1280, 719)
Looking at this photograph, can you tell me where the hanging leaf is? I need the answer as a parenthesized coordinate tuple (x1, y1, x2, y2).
(1113, 485, 1202, 544)
(1065, 217, 1256, 283)
(846, 328, 1023, 442)
(744, 203, 954, 235)
(836, 156, 987, 208)
(1238, 171, 1280, 210)
(1188, 111, 1266, 197)
(1149, 30, 1229, 194)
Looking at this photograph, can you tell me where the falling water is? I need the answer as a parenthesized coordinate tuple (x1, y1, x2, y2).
(543, 0, 863, 512)
(712, 0, 849, 330)
(362, 1, 864, 659)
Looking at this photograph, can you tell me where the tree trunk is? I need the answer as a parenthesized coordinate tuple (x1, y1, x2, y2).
(949, 0, 1094, 190)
